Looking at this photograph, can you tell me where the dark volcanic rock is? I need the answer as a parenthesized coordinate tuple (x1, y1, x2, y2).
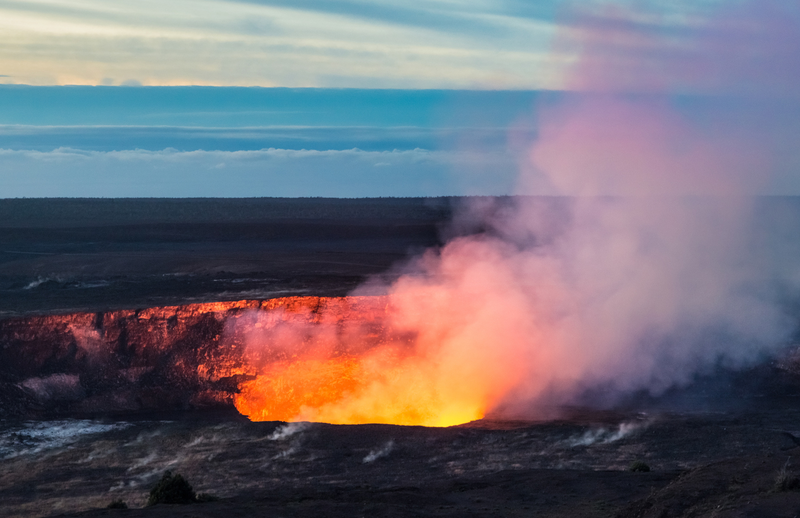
(0, 297, 388, 419)
(0, 197, 456, 316)
(2, 412, 800, 518)
(0, 302, 242, 418)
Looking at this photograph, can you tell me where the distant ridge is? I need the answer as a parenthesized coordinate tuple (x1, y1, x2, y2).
(0, 197, 461, 227)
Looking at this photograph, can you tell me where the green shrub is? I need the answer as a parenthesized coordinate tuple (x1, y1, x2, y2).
(107, 499, 127, 509)
(629, 460, 650, 472)
(196, 493, 220, 502)
(147, 470, 196, 506)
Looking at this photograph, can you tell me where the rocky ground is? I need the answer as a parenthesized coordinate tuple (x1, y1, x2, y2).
(0, 197, 454, 317)
(4, 198, 800, 517)
(3, 405, 800, 517)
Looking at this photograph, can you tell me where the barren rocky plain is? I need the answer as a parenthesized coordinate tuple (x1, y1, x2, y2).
(3, 198, 800, 517)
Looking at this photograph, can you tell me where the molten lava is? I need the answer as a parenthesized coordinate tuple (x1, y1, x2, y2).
(228, 296, 489, 427)
(234, 351, 484, 427)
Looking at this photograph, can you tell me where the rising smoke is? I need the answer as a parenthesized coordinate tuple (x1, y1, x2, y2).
(379, 0, 800, 417)
(231, 1, 800, 424)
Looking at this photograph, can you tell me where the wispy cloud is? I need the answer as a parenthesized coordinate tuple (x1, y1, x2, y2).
(0, 147, 517, 197)
(0, 125, 514, 153)
(227, 0, 526, 35)
(0, 0, 559, 87)
(0, 1, 780, 89)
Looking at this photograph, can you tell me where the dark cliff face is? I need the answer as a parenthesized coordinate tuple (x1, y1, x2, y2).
(0, 301, 244, 418)
(0, 297, 388, 419)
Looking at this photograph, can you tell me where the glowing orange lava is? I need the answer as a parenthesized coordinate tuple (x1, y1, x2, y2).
(234, 352, 485, 427)
(229, 296, 490, 427)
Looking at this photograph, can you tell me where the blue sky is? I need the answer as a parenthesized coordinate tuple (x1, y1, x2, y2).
(0, 87, 538, 197)
(1, 0, 799, 197)
(0, 87, 540, 128)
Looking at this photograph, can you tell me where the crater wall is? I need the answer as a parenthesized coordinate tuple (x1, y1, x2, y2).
(0, 296, 388, 418)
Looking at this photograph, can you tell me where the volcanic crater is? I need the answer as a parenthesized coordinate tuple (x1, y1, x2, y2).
(4, 198, 800, 517)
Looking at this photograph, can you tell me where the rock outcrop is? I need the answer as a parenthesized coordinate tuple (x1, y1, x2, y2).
(0, 296, 388, 418)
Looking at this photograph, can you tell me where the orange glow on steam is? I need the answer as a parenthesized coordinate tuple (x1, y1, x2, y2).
(229, 295, 507, 427)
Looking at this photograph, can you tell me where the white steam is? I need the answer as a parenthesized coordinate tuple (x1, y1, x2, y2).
(361, 2, 800, 417)
(566, 421, 647, 447)
(227, 1, 800, 424)
(363, 440, 394, 463)
(0, 420, 130, 459)
(268, 422, 311, 441)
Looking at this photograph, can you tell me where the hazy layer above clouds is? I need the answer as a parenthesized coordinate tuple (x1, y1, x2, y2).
(0, 0, 735, 89)
(0, 0, 559, 88)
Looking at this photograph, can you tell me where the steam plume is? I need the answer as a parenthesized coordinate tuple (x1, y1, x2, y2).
(232, 1, 800, 424)
(390, 1, 799, 414)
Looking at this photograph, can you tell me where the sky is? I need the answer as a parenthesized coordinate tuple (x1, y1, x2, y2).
(0, 0, 799, 197)
(0, 0, 564, 89)
(4, 0, 800, 423)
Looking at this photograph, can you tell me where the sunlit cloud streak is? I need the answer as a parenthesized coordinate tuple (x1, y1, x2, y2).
(1, 1, 792, 89)
(0, 0, 559, 87)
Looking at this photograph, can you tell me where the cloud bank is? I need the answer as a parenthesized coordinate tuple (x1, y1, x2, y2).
(0, 147, 517, 197)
